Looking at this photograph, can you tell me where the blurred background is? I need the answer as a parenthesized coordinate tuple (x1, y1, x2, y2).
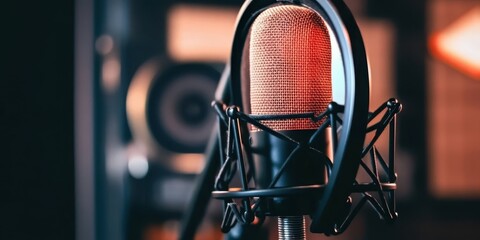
(2, 0, 480, 239)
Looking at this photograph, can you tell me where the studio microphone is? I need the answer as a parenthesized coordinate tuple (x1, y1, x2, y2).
(247, 4, 332, 238)
(196, 0, 401, 239)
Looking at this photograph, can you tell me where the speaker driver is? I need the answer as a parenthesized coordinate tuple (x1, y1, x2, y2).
(126, 59, 220, 171)
(147, 63, 219, 153)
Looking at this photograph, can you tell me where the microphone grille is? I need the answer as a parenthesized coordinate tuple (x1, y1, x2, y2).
(249, 5, 332, 131)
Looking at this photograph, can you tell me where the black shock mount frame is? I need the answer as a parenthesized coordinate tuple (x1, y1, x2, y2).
(211, 98, 402, 234)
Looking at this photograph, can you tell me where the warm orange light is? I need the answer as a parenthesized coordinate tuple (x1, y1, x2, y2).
(167, 4, 239, 62)
(429, 7, 480, 79)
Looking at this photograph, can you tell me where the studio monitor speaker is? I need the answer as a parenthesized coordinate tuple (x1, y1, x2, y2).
(125, 1, 241, 172)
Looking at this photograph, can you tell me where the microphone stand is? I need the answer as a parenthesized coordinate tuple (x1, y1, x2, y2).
(179, 127, 220, 240)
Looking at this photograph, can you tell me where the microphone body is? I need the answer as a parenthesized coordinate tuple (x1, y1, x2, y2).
(249, 4, 332, 216)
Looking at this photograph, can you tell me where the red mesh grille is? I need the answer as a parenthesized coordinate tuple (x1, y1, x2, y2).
(249, 5, 332, 131)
